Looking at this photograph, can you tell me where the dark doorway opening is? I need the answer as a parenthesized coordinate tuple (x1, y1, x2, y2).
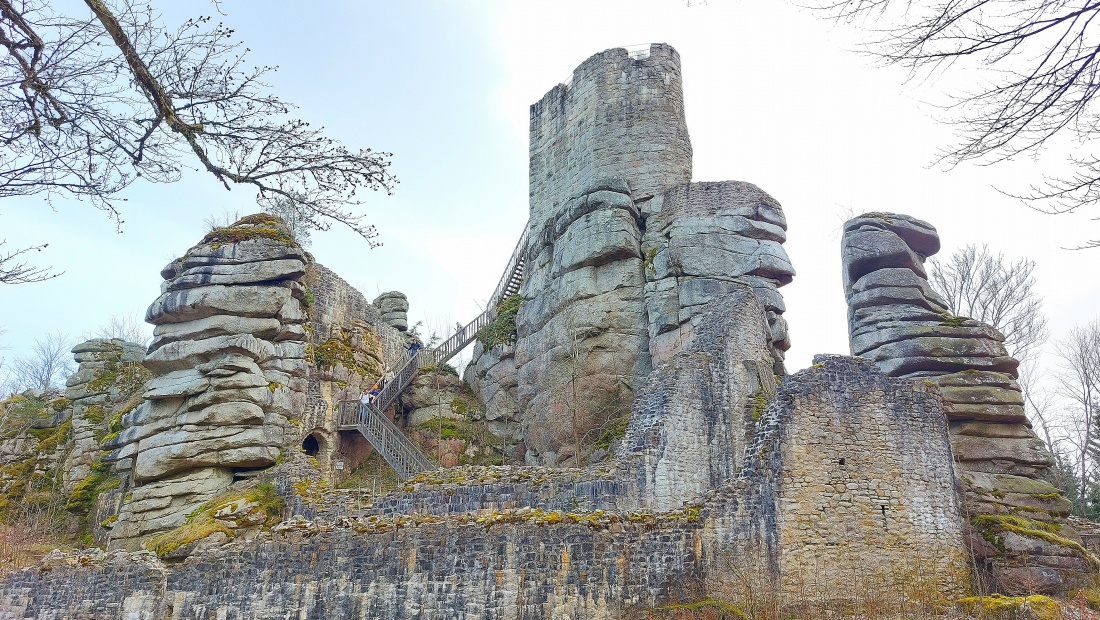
(302, 434, 320, 456)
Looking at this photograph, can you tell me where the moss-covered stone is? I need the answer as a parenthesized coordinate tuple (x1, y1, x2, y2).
(476, 294, 521, 349)
(955, 594, 1062, 620)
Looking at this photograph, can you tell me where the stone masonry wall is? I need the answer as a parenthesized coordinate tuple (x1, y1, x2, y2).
(0, 352, 974, 619)
(299, 263, 408, 475)
(528, 44, 692, 228)
(760, 355, 969, 598)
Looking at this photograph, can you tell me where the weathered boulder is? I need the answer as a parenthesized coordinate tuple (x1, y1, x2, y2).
(373, 291, 409, 332)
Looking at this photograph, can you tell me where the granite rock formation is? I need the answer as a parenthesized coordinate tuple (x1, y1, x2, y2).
(641, 181, 793, 370)
(61, 338, 147, 494)
(514, 180, 649, 466)
(1, 314, 974, 619)
(841, 212, 1090, 593)
(373, 290, 409, 332)
(103, 215, 310, 546)
(466, 44, 794, 466)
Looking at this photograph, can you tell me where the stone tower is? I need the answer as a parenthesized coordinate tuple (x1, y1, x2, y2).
(467, 44, 795, 465)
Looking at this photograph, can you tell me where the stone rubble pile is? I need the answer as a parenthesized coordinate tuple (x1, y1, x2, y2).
(103, 215, 310, 546)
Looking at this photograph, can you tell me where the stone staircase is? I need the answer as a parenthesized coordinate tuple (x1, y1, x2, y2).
(338, 222, 529, 480)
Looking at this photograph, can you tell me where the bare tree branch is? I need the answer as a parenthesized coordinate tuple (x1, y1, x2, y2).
(0, 239, 61, 283)
(809, 0, 1100, 246)
(8, 329, 73, 393)
(1053, 319, 1100, 515)
(0, 0, 397, 252)
(927, 243, 1049, 363)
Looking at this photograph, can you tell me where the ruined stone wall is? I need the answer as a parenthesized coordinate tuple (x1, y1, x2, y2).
(0, 520, 703, 620)
(299, 263, 408, 474)
(840, 212, 1091, 594)
(755, 356, 969, 598)
(2, 350, 975, 619)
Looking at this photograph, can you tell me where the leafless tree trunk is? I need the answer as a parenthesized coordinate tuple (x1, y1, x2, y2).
(1053, 320, 1100, 515)
(809, 0, 1100, 247)
(9, 330, 73, 394)
(928, 244, 1048, 364)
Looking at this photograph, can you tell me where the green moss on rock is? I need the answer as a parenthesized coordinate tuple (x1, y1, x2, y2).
(476, 294, 521, 349)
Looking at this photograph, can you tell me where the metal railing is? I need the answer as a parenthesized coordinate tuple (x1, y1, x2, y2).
(339, 400, 435, 481)
(336, 220, 530, 480)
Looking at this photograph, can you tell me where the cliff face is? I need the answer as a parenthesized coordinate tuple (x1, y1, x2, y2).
(465, 45, 794, 466)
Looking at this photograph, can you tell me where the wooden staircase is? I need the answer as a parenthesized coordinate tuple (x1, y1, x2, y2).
(337, 222, 529, 480)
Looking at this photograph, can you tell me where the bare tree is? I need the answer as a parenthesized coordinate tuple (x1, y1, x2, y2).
(0, 240, 61, 283)
(263, 196, 312, 248)
(1, 0, 397, 280)
(812, 0, 1100, 247)
(92, 312, 150, 346)
(9, 330, 73, 393)
(1052, 320, 1100, 515)
(928, 244, 1049, 363)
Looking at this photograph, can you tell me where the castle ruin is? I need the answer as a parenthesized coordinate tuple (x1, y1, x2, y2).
(0, 44, 1093, 619)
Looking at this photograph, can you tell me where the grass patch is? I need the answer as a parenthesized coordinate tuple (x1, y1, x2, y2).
(307, 336, 379, 378)
(939, 313, 969, 327)
(201, 214, 296, 247)
(593, 414, 630, 452)
(971, 514, 1099, 566)
(144, 483, 284, 557)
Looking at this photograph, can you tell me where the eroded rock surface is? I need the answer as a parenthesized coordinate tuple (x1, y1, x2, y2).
(841, 212, 1088, 593)
(466, 45, 794, 466)
(641, 181, 793, 370)
(62, 338, 147, 495)
(373, 291, 409, 332)
(104, 215, 309, 546)
(514, 181, 648, 466)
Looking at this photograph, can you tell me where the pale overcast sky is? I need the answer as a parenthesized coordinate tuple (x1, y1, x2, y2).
(2, 0, 1098, 381)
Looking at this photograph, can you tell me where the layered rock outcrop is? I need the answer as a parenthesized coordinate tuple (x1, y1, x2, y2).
(466, 44, 794, 466)
(104, 215, 310, 546)
(61, 338, 147, 494)
(641, 181, 793, 370)
(515, 180, 649, 466)
(841, 212, 1090, 593)
(373, 291, 409, 332)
